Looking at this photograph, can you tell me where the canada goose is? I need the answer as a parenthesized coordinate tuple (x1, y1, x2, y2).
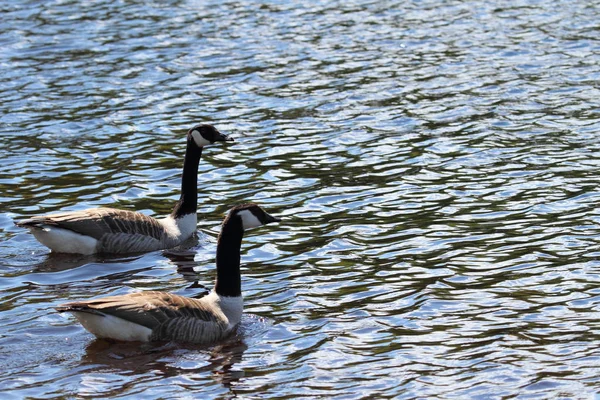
(15, 124, 233, 254)
(55, 203, 280, 343)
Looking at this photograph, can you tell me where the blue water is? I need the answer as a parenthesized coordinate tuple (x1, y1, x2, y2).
(1, 0, 600, 398)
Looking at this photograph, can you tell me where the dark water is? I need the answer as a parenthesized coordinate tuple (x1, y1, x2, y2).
(1, 0, 600, 398)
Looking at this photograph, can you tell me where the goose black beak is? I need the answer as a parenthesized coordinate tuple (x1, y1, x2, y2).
(216, 132, 234, 142)
(265, 214, 281, 224)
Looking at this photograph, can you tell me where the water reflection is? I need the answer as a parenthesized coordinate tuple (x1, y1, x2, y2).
(83, 338, 245, 373)
(1, 0, 600, 398)
(80, 329, 249, 391)
(162, 247, 202, 283)
(161, 237, 214, 297)
(32, 253, 145, 272)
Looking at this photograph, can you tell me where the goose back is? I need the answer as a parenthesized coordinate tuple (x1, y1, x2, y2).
(17, 208, 190, 254)
(57, 291, 233, 343)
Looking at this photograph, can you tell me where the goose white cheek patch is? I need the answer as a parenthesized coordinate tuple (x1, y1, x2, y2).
(237, 209, 262, 230)
(191, 130, 212, 147)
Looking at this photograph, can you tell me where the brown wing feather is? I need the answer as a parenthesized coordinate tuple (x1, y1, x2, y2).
(58, 291, 222, 331)
(17, 208, 166, 241)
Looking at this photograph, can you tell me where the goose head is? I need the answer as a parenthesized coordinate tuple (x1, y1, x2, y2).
(188, 124, 234, 148)
(230, 203, 281, 230)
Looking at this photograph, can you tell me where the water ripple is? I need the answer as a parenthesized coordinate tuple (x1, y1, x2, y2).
(1, 0, 600, 398)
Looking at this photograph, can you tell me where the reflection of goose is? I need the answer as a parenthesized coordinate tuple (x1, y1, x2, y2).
(162, 248, 204, 285)
(15, 125, 233, 255)
(31, 252, 145, 273)
(56, 204, 280, 344)
(81, 335, 249, 388)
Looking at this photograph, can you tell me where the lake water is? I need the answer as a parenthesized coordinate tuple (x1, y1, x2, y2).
(1, 0, 600, 398)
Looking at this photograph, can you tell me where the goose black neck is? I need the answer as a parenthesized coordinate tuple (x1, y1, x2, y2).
(214, 216, 244, 297)
(171, 139, 202, 219)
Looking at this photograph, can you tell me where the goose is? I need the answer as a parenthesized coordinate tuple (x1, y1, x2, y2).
(15, 124, 233, 255)
(55, 203, 280, 343)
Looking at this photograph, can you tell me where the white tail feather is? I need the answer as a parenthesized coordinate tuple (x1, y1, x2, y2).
(29, 226, 97, 254)
(70, 311, 152, 341)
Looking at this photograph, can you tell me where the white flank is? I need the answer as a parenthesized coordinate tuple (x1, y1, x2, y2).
(237, 209, 263, 230)
(71, 311, 152, 341)
(29, 226, 97, 254)
(191, 130, 212, 147)
(159, 214, 197, 241)
(204, 291, 244, 328)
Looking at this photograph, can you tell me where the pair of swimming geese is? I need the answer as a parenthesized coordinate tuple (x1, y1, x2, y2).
(16, 124, 281, 344)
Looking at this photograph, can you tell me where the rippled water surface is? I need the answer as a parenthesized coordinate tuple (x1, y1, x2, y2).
(1, 0, 600, 398)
